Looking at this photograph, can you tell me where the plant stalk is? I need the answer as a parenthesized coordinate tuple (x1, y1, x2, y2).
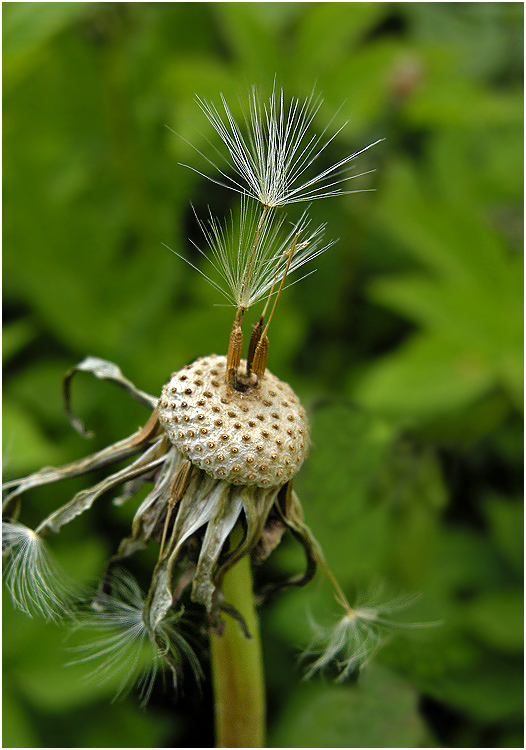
(210, 532, 265, 748)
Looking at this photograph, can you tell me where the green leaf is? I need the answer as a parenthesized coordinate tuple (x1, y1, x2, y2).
(3, 400, 64, 476)
(3, 2, 91, 59)
(2, 685, 39, 749)
(460, 590, 523, 652)
(270, 665, 432, 748)
(353, 334, 495, 419)
(484, 495, 524, 574)
(2, 319, 37, 363)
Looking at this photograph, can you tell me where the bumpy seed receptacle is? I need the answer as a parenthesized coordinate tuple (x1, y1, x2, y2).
(158, 354, 310, 487)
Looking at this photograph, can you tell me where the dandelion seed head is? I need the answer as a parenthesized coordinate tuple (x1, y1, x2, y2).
(158, 353, 310, 487)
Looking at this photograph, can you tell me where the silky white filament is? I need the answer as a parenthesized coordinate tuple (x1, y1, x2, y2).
(2, 521, 76, 621)
(69, 570, 202, 705)
(182, 85, 382, 207)
(304, 590, 439, 681)
(168, 196, 334, 310)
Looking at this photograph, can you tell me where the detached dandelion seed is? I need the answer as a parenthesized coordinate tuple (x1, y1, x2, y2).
(2, 521, 77, 621)
(303, 591, 439, 682)
(69, 570, 202, 705)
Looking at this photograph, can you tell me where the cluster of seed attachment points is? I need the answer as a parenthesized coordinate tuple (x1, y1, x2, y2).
(158, 354, 310, 487)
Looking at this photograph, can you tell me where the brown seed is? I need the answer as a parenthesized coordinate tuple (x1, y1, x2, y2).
(212, 406, 221, 413)
(195, 445, 202, 452)
(234, 422, 242, 429)
(179, 375, 188, 381)
(200, 428, 208, 435)
(246, 456, 255, 464)
(256, 414, 265, 421)
(270, 452, 277, 460)
(221, 434, 229, 441)
(187, 430, 195, 437)
(217, 453, 225, 462)
(259, 465, 268, 473)
(197, 400, 206, 406)
(262, 430, 269, 438)
(197, 414, 205, 421)
(271, 412, 279, 419)
(287, 414, 295, 422)
(272, 424, 279, 430)
(275, 438, 282, 445)
(184, 387, 193, 395)
(228, 411, 236, 418)
(242, 435, 251, 442)
(230, 447, 239, 455)
(181, 401, 188, 408)
(232, 465, 241, 473)
(204, 391, 212, 398)
(207, 441, 215, 449)
(248, 420, 256, 427)
(183, 415, 190, 422)
(170, 387, 177, 394)
(256, 445, 264, 452)
(215, 419, 223, 427)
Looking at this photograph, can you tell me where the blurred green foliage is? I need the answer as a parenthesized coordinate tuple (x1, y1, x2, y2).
(3, 3, 523, 748)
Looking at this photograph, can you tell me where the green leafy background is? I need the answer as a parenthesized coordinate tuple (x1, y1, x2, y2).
(3, 3, 523, 747)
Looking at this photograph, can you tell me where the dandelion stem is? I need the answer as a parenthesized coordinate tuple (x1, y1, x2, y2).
(210, 526, 265, 748)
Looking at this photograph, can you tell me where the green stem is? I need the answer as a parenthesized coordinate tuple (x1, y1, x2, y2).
(210, 533, 265, 748)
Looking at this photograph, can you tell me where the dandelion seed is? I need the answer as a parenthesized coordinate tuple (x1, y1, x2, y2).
(304, 590, 439, 681)
(69, 570, 202, 705)
(168, 196, 333, 310)
(182, 85, 382, 207)
(2, 521, 77, 621)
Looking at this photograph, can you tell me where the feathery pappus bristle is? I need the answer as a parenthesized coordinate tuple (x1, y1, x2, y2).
(69, 570, 202, 705)
(181, 84, 382, 208)
(303, 589, 439, 682)
(168, 196, 333, 310)
(2, 521, 77, 621)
